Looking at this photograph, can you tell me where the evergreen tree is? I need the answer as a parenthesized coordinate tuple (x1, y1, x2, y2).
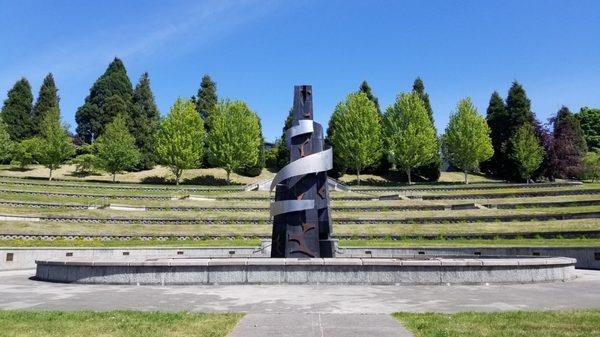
(95, 114, 140, 182)
(207, 100, 262, 183)
(328, 92, 382, 185)
(1, 78, 33, 141)
(510, 124, 545, 183)
(196, 75, 218, 130)
(551, 106, 588, 179)
(358, 81, 381, 114)
(130, 72, 160, 170)
(411, 77, 441, 181)
(0, 118, 13, 163)
(156, 98, 206, 185)
(31, 73, 60, 135)
(576, 107, 600, 150)
(383, 92, 438, 184)
(75, 58, 134, 143)
(35, 108, 75, 180)
(442, 98, 493, 184)
(275, 109, 293, 170)
(482, 91, 509, 175)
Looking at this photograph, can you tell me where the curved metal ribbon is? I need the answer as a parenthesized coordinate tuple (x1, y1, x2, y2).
(285, 120, 314, 147)
(270, 200, 314, 218)
(269, 148, 333, 192)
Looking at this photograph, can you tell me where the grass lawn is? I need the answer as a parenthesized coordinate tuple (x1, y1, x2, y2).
(0, 238, 262, 247)
(394, 310, 600, 337)
(0, 310, 243, 337)
(339, 237, 600, 247)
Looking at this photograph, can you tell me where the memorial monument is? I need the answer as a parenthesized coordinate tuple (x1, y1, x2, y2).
(269, 85, 336, 258)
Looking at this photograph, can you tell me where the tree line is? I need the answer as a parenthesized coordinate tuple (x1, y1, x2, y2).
(1, 57, 599, 184)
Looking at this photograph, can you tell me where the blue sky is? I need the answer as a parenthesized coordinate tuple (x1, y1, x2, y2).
(1, 0, 599, 141)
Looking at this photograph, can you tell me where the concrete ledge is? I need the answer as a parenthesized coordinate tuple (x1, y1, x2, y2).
(34, 257, 576, 285)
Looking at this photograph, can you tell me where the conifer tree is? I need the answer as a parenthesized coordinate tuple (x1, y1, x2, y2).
(275, 109, 293, 170)
(551, 106, 588, 178)
(95, 114, 140, 182)
(35, 108, 75, 180)
(576, 107, 600, 150)
(207, 100, 262, 183)
(31, 73, 60, 136)
(75, 58, 134, 143)
(411, 77, 441, 181)
(196, 75, 218, 130)
(482, 91, 509, 175)
(1, 78, 33, 141)
(329, 92, 382, 185)
(156, 98, 205, 185)
(383, 92, 438, 184)
(358, 81, 381, 114)
(442, 98, 493, 184)
(130, 72, 160, 170)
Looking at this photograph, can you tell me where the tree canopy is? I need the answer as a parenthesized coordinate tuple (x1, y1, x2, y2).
(383, 92, 438, 184)
(1, 78, 33, 141)
(156, 98, 206, 185)
(31, 73, 60, 136)
(509, 124, 545, 182)
(576, 107, 600, 150)
(207, 100, 262, 183)
(75, 58, 134, 143)
(129, 72, 160, 170)
(550, 106, 587, 179)
(442, 98, 493, 184)
(35, 108, 75, 180)
(196, 75, 218, 131)
(328, 92, 382, 184)
(0, 118, 13, 163)
(94, 114, 140, 182)
(411, 77, 440, 181)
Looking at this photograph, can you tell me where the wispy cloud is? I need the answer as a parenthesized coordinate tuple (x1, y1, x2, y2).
(0, 0, 278, 92)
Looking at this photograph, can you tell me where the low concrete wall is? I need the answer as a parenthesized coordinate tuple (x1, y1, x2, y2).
(0, 247, 267, 271)
(337, 246, 600, 270)
(34, 257, 576, 285)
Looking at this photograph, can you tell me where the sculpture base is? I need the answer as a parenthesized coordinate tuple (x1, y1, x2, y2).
(319, 239, 338, 258)
(35, 256, 575, 285)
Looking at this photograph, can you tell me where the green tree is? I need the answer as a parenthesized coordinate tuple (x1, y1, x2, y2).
(35, 109, 75, 180)
(275, 109, 294, 170)
(412, 77, 441, 181)
(584, 150, 600, 182)
(1, 78, 33, 141)
(509, 124, 544, 183)
(75, 58, 134, 143)
(156, 98, 206, 185)
(196, 75, 218, 130)
(551, 106, 588, 178)
(31, 73, 60, 136)
(130, 72, 160, 170)
(238, 119, 266, 177)
(11, 138, 41, 169)
(442, 98, 494, 184)
(576, 107, 600, 150)
(95, 114, 140, 182)
(328, 92, 382, 185)
(0, 118, 13, 163)
(483, 91, 509, 175)
(359, 80, 381, 114)
(207, 100, 262, 183)
(383, 92, 438, 184)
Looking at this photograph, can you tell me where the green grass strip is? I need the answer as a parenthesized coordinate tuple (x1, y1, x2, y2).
(394, 310, 600, 337)
(0, 310, 243, 337)
(0, 238, 262, 248)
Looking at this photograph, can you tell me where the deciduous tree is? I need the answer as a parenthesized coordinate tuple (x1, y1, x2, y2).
(35, 109, 75, 180)
(576, 107, 600, 150)
(156, 98, 206, 185)
(412, 77, 441, 181)
(328, 92, 382, 185)
(95, 114, 140, 182)
(509, 124, 544, 183)
(0, 118, 13, 163)
(442, 98, 493, 184)
(550, 106, 587, 178)
(207, 100, 262, 183)
(383, 92, 438, 184)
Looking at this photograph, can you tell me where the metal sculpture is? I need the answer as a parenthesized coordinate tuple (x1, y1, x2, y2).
(270, 85, 336, 258)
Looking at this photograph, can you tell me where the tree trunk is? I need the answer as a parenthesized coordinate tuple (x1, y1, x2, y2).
(112, 173, 116, 183)
(356, 167, 360, 186)
(406, 168, 412, 185)
(226, 170, 231, 184)
(49, 169, 53, 181)
(175, 175, 180, 186)
(464, 168, 469, 185)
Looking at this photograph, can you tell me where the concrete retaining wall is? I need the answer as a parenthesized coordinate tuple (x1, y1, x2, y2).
(34, 257, 576, 285)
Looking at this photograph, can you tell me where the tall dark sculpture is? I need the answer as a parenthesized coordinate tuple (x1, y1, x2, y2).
(270, 85, 335, 258)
